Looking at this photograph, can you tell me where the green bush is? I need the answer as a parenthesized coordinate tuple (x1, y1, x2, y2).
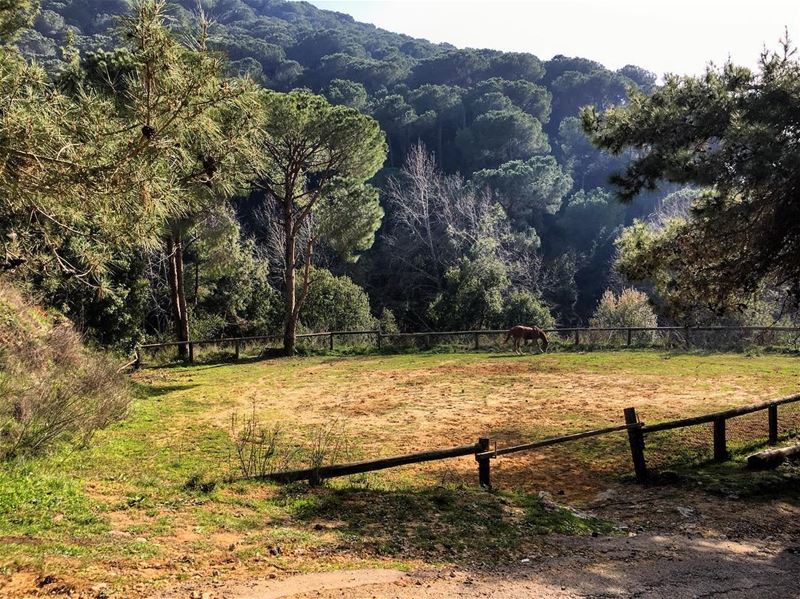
(299, 269, 376, 332)
(503, 290, 555, 329)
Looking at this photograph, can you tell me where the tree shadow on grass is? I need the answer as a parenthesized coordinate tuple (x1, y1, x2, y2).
(133, 382, 200, 398)
(271, 483, 613, 567)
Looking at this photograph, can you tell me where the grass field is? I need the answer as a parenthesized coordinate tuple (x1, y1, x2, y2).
(2, 350, 800, 596)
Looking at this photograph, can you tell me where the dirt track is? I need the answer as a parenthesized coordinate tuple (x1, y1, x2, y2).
(210, 532, 800, 598)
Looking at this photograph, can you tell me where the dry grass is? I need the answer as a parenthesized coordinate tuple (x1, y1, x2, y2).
(1, 350, 799, 597)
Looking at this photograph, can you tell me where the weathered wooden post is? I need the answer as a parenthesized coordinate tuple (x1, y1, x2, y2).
(474, 332, 480, 350)
(234, 340, 241, 361)
(329, 332, 335, 351)
(627, 328, 632, 347)
(713, 417, 728, 462)
(134, 347, 142, 370)
(768, 404, 778, 446)
(477, 437, 491, 490)
(188, 342, 194, 364)
(666, 329, 672, 349)
(685, 326, 691, 349)
(376, 330, 382, 350)
(624, 407, 647, 482)
(574, 329, 580, 346)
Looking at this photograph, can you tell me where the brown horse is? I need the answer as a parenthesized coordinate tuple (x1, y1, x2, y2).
(504, 325, 549, 353)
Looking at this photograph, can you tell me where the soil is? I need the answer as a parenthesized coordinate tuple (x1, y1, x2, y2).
(158, 481, 800, 599)
(214, 533, 800, 599)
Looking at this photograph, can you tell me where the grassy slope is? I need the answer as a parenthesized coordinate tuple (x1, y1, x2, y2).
(1, 350, 799, 593)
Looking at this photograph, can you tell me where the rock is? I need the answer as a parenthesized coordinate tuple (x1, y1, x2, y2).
(676, 506, 695, 518)
(593, 489, 617, 503)
(91, 583, 109, 599)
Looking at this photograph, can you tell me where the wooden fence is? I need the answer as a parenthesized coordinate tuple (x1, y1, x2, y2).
(622, 393, 800, 481)
(235, 393, 800, 490)
(135, 325, 800, 366)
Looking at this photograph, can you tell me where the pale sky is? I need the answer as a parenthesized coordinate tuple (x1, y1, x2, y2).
(304, 0, 799, 77)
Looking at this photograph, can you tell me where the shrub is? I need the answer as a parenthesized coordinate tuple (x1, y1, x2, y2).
(298, 268, 376, 332)
(503, 290, 555, 329)
(590, 288, 657, 329)
(378, 307, 399, 334)
(0, 282, 130, 459)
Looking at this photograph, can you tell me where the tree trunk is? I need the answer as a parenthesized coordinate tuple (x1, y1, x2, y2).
(194, 262, 199, 308)
(166, 228, 190, 359)
(283, 225, 297, 356)
(437, 122, 443, 165)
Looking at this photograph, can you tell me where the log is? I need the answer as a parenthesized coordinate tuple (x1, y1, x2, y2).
(747, 442, 800, 470)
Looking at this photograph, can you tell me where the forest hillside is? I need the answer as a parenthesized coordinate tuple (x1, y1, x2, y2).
(11, 0, 676, 343)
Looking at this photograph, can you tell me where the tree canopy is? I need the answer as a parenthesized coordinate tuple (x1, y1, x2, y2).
(583, 40, 800, 312)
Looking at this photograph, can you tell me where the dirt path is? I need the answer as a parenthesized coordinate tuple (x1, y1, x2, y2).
(215, 533, 800, 599)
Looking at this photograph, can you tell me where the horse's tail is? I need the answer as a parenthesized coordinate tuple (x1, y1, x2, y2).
(503, 329, 512, 344)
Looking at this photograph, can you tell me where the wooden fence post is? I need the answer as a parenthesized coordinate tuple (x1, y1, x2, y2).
(666, 329, 672, 349)
(574, 329, 580, 346)
(685, 326, 691, 349)
(134, 347, 142, 370)
(329, 332, 335, 351)
(624, 407, 647, 482)
(477, 437, 491, 490)
(627, 328, 632, 347)
(376, 330, 382, 350)
(188, 342, 194, 364)
(234, 341, 240, 361)
(768, 404, 778, 446)
(474, 332, 480, 350)
(713, 417, 728, 462)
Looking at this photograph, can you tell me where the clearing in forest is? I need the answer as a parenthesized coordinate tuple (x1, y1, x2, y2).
(1, 351, 799, 598)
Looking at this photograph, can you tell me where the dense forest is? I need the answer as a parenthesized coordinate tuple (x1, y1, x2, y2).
(3, 0, 796, 353)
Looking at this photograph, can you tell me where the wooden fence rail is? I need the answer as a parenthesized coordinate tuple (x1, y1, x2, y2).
(135, 325, 800, 366)
(246, 439, 488, 486)
(623, 393, 800, 481)
(229, 392, 799, 491)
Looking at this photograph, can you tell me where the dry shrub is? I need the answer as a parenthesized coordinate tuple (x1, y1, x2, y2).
(230, 411, 296, 478)
(229, 409, 356, 483)
(0, 282, 130, 459)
